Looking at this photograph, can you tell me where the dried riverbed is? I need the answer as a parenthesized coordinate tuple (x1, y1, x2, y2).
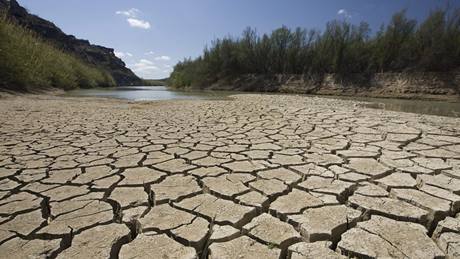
(0, 94, 459, 258)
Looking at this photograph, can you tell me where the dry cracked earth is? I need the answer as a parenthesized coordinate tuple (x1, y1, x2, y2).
(0, 94, 460, 259)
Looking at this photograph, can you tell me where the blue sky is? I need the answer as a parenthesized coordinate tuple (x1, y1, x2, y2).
(20, 0, 458, 79)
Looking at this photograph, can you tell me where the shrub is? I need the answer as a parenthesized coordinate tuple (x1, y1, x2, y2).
(170, 8, 460, 88)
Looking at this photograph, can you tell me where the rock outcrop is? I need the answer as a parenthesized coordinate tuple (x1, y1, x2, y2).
(0, 0, 142, 86)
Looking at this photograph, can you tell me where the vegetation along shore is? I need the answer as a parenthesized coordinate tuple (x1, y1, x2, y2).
(0, 0, 141, 92)
(170, 8, 460, 99)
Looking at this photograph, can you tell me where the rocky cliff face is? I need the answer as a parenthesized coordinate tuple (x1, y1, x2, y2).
(0, 0, 141, 86)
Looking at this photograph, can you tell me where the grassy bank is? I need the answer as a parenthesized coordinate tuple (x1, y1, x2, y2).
(0, 14, 115, 92)
(170, 8, 460, 89)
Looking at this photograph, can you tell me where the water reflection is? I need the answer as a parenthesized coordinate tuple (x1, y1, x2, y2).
(65, 86, 233, 101)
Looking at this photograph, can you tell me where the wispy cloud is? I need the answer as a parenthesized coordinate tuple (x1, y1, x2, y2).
(139, 59, 154, 65)
(162, 64, 173, 73)
(116, 8, 151, 30)
(130, 59, 159, 78)
(154, 55, 171, 61)
(145, 51, 155, 55)
(129, 59, 173, 79)
(116, 8, 140, 18)
(337, 9, 352, 19)
(114, 51, 133, 59)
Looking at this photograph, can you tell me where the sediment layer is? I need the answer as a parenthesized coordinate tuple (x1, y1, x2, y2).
(201, 73, 460, 100)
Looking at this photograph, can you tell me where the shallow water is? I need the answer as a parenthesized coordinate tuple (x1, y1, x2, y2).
(65, 86, 233, 101)
(65, 86, 460, 117)
(328, 96, 460, 118)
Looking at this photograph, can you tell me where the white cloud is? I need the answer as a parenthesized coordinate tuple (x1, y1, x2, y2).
(145, 51, 155, 55)
(128, 59, 173, 79)
(114, 51, 133, 59)
(337, 9, 352, 19)
(127, 18, 151, 29)
(162, 64, 173, 73)
(116, 8, 140, 18)
(114, 51, 124, 58)
(116, 8, 151, 29)
(130, 59, 159, 78)
(154, 55, 171, 61)
(139, 59, 154, 65)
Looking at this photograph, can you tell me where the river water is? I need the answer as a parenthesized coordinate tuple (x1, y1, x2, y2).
(65, 86, 460, 118)
(65, 86, 233, 101)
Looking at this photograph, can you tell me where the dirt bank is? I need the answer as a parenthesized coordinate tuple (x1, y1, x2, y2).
(199, 72, 460, 101)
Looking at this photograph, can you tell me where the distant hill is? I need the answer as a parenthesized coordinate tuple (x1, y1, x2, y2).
(143, 78, 169, 86)
(0, 0, 141, 87)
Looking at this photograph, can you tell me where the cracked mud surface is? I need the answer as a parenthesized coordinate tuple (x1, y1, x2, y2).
(0, 94, 460, 258)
